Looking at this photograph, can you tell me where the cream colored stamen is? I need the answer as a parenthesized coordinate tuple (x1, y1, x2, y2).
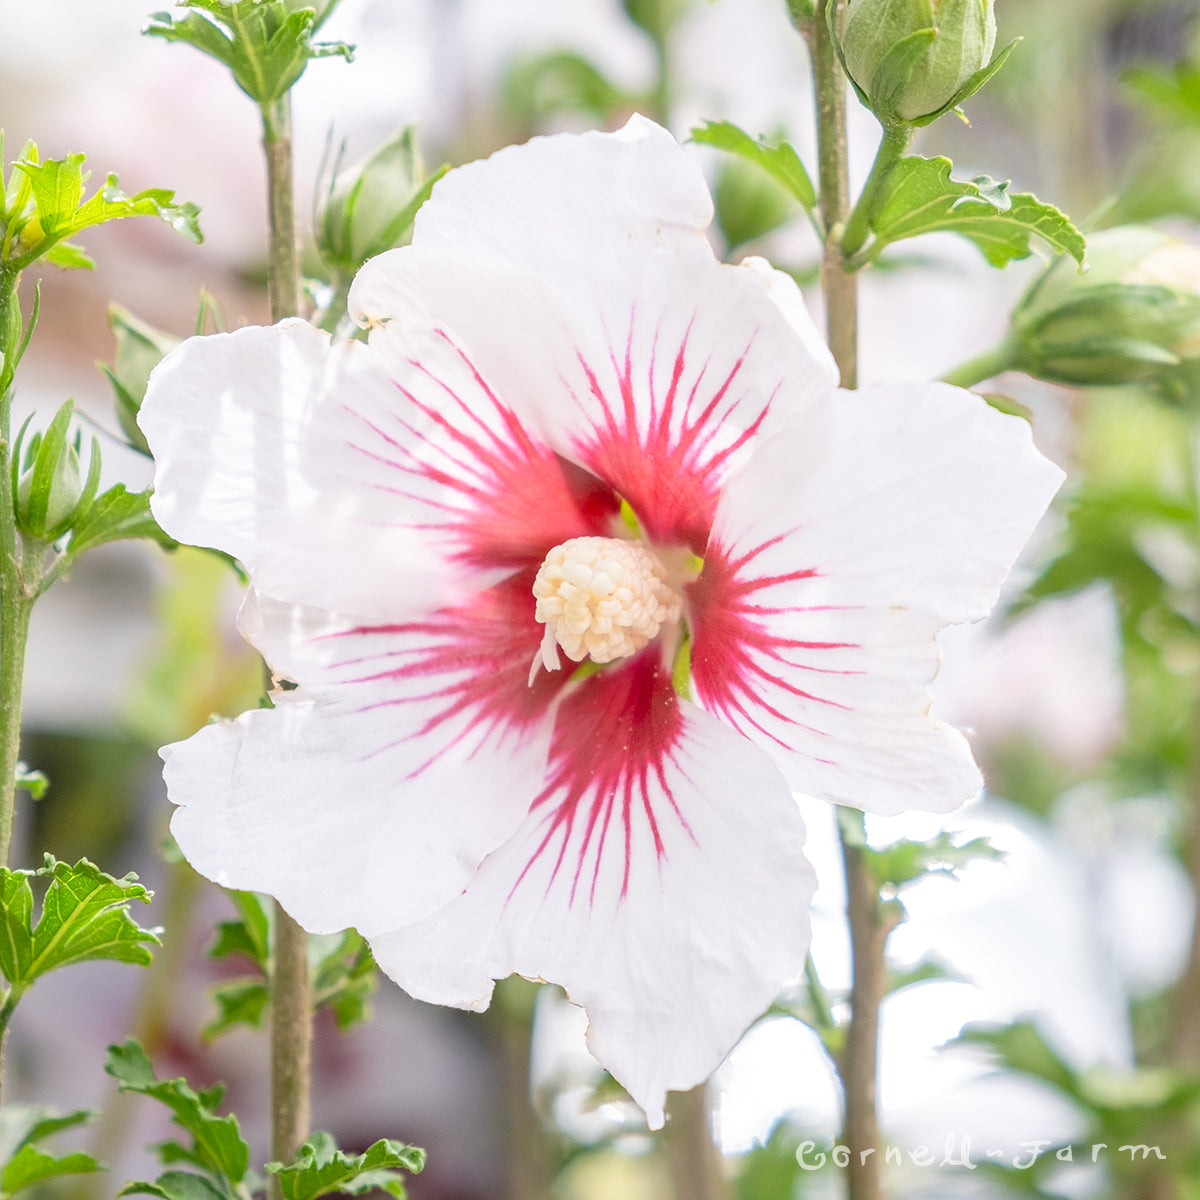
(531, 536, 683, 675)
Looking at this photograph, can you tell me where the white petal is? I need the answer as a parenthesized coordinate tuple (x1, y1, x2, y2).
(692, 383, 1065, 815)
(140, 320, 597, 621)
(740, 255, 839, 387)
(350, 120, 836, 538)
(369, 688, 814, 1129)
(164, 591, 555, 936)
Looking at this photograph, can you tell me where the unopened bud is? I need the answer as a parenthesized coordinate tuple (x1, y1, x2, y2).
(317, 126, 430, 273)
(100, 304, 180, 456)
(12, 399, 100, 540)
(841, 0, 997, 124)
(1008, 226, 1200, 396)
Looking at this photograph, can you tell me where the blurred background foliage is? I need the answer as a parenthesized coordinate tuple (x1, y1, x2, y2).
(8, 0, 1200, 1198)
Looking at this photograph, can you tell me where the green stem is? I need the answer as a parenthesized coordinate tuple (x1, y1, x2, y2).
(0, 983, 26, 1109)
(259, 88, 313, 1190)
(0, 370, 33, 868)
(808, 8, 890, 1200)
(262, 97, 302, 325)
(665, 1084, 732, 1200)
(940, 341, 1018, 389)
(839, 125, 912, 262)
(836, 812, 897, 1200)
(809, 0, 857, 388)
(270, 908, 312, 1183)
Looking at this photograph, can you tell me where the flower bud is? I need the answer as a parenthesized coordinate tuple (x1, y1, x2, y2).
(1008, 227, 1200, 396)
(840, 0, 997, 124)
(100, 304, 180, 456)
(12, 399, 100, 541)
(317, 126, 429, 274)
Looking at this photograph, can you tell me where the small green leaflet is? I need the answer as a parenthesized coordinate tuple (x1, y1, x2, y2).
(266, 1131, 425, 1200)
(0, 1107, 102, 1199)
(0, 856, 160, 992)
(690, 120, 816, 211)
(106, 1039, 251, 1190)
(865, 155, 1086, 269)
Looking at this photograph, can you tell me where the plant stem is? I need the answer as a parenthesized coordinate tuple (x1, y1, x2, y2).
(809, 0, 857, 388)
(665, 1084, 731, 1200)
(840, 125, 912, 263)
(262, 97, 302, 325)
(259, 90, 313, 1188)
(0, 548, 31, 869)
(271, 908, 312, 1178)
(0, 347, 37, 870)
(838, 813, 899, 1200)
(808, 7, 891, 1200)
(940, 342, 1017, 389)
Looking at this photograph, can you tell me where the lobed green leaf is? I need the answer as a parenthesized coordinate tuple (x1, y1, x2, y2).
(0, 856, 158, 990)
(2, 1145, 101, 1196)
(8, 155, 200, 269)
(866, 155, 1086, 269)
(106, 1040, 250, 1186)
(145, 2, 352, 106)
(863, 832, 1001, 890)
(119, 1172, 229, 1200)
(203, 980, 268, 1041)
(266, 1131, 424, 1200)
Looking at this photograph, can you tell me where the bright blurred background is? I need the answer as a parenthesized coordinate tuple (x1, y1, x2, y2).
(6, 0, 1200, 1197)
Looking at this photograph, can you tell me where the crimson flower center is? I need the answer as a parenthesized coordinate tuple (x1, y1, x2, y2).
(531, 536, 684, 676)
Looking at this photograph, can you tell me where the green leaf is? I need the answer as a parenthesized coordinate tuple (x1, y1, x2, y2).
(690, 120, 816, 210)
(105, 1040, 250, 1186)
(863, 832, 1002, 890)
(3, 1106, 93, 1156)
(145, 2, 353, 106)
(956, 1022, 1082, 1100)
(1124, 62, 1200, 128)
(12, 155, 87, 241)
(267, 1132, 424, 1200)
(886, 958, 957, 996)
(10, 157, 201, 268)
(203, 980, 268, 1040)
(311, 931, 376, 1031)
(866, 155, 1087, 269)
(0, 856, 159, 990)
(119, 1172, 229, 1200)
(2, 1144, 101, 1196)
(65, 485, 177, 559)
(209, 892, 270, 969)
(43, 241, 95, 270)
(504, 52, 629, 124)
(13, 765, 47, 801)
(73, 175, 201, 245)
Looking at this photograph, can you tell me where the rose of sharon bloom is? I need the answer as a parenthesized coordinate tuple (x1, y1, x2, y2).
(139, 115, 1063, 1127)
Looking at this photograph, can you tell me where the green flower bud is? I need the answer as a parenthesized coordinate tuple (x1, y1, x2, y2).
(11, 399, 100, 541)
(317, 126, 430, 274)
(1008, 227, 1200, 396)
(841, 0, 996, 124)
(100, 305, 180, 456)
